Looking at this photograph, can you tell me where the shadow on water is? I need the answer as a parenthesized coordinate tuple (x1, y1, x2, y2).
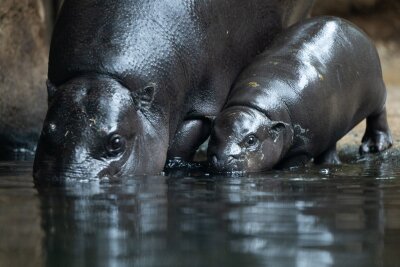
(1, 148, 400, 267)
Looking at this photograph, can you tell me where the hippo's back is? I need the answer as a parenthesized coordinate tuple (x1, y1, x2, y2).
(49, 0, 314, 91)
(271, 16, 386, 144)
(48, 0, 201, 85)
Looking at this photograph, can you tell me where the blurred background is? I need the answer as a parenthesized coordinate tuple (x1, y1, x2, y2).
(0, 0, 399, 160)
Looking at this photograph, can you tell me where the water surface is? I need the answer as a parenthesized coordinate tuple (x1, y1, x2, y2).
(1, 150, 400, 267)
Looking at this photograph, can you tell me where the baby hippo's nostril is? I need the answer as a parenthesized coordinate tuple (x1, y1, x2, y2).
(211, 155, 219, 165)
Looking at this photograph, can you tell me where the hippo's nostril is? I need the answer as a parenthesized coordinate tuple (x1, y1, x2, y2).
(212, 155, 218, 165)
(101, 174, 112, 181)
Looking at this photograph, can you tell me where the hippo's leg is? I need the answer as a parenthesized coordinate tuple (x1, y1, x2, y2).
(360, 107, 393, 154)
(314, 143, 341, 165)
(167, 118, 212, 161)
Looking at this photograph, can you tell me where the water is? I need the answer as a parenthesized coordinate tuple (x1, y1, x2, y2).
(1, 149, 400, 267)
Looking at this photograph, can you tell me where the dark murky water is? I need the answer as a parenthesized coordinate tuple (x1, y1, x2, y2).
(1, 149, 400, 267)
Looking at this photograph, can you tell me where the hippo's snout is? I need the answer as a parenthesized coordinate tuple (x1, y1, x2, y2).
(207, 135, 244, 172)
(33, 132, 126, 184)
(209, 152, 244, 172)
(211, 154, 236, 165)
(33, 151, 113, 184)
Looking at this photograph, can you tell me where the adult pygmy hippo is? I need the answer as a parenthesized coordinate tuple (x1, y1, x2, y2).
(33, 0, 314, 181)
(208, 16, 393, 172)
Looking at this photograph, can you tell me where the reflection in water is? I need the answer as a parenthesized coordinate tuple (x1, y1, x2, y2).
(1, 150, 400, 267)
(39, 177, 168, 267)
(0, 162, 43, 267)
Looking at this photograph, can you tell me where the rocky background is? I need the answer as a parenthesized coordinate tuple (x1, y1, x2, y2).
(0, 0, 399, 160)
(0, 0, 53, 159)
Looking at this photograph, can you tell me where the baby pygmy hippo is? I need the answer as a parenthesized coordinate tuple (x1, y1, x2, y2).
(208, 16, 393, 172)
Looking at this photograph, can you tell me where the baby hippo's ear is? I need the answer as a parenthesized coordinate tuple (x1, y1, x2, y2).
(132, 83, 156, 110)
(46, 80, 57, 102)
(269, 121, 293, 142)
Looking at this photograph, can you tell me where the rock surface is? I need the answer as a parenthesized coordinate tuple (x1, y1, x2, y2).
(0, 0, 52, 159)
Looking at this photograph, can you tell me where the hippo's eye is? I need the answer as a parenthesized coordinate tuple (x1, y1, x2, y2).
(243, 134, 259, 148)
(106, 134, 126, 156)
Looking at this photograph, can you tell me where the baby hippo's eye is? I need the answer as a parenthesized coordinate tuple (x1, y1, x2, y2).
(106, 133, 126, 156)
(243, 134, 259, 148)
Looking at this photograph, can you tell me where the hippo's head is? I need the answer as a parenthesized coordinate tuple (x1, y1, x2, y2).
(208, 107, 293, 172)
(33, 75, 168, 182)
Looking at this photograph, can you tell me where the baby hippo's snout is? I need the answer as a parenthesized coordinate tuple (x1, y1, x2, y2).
(208, 142, 244, 172)
(210, 154, 236, 170)
(207, 106, 292, 173)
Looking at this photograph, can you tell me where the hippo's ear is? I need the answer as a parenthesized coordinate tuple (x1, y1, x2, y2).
(269, 121, 291, 142)
(132, 83, 156, 110)
(46, 79, 57, 102)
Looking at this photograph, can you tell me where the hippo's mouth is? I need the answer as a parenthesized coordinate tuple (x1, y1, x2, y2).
(33, 155, 116, 184)
(209, 154, 248, 173)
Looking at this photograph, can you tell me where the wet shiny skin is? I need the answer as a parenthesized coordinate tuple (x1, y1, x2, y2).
(34, 76, 167, 180)
(34, 0, 314, 180)
(209, 17, 392, 172)
(2, 149, 400, 266)
(209, 107, 290, 172)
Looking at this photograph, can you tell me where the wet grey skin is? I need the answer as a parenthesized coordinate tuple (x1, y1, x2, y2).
(208, 16, 393, 173)
(33, 0, 315, 181)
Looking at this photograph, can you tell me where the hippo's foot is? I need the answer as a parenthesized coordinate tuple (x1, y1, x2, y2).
(314, 143, 341, 165)
(360, 107, 393, 155)
(167, 118, 211, 161)
(360, 130, 393, 154)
